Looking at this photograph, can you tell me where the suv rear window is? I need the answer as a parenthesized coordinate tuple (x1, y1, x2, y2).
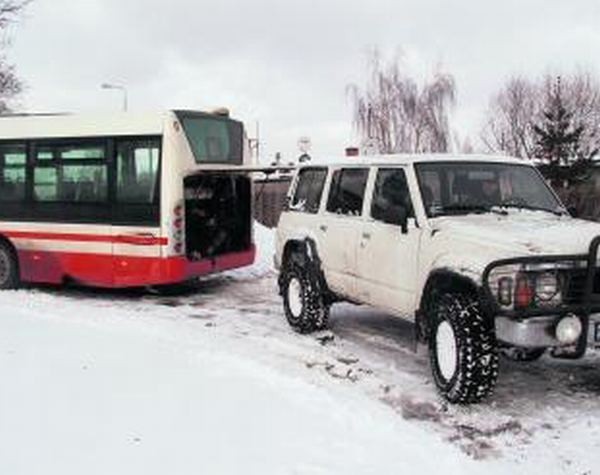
(326, 168, 369, 216)
(291, 167, 327, 213)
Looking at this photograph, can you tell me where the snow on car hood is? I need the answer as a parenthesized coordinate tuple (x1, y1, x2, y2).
(430, 210, 600, 258)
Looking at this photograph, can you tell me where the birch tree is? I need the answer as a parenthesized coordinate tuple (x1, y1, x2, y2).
(0, 0, 29, 112)
(348, 50, 456, 154)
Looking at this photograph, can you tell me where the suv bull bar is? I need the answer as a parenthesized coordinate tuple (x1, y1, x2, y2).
(482, 236, 600, 319)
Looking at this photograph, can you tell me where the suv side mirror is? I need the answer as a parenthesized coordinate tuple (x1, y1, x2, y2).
(381, 204, 409, 233)
(567, 206, 579, 218)
(398, 206, 408, 234)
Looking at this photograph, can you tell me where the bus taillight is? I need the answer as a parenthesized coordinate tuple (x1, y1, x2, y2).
(173, 203, 184, 255)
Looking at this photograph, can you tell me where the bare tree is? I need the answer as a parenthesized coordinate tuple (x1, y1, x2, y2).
(481, 77, 539, 158)
(482, 71, 600, 160)
(0, 0, 28, 113)
(348, 49, 456, 154)
(562, 71, 600, 158)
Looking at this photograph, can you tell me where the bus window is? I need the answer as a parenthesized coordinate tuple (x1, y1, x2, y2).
(116, 139, 160, 204)
(33, 167, 58, 201)
(33, 142, 108, 203)
(177, 112, 243, 165)
(0, 144, 26, 202)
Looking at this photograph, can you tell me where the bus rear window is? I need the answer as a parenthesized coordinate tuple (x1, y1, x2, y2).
(178, 113, 243, 165)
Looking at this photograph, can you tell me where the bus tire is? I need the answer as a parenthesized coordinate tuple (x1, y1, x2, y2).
(281, 253, 329, 334)
(428, 292, 498, 404)
(0, 241, 20, 290)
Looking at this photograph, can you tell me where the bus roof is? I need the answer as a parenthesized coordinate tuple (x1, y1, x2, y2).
(0, 111, 171, 140)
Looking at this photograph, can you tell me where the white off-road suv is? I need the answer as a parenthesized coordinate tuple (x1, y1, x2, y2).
(274, 154, 600, 403)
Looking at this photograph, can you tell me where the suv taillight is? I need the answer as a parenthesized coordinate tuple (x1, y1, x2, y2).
(515, 274, 534, 309)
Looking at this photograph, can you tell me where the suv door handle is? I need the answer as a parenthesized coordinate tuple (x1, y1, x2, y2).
(319, 224, 328, 232)
(362, 232, 371, 240)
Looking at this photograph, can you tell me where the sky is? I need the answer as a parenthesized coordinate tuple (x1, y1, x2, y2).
(5, 0, 600, 162)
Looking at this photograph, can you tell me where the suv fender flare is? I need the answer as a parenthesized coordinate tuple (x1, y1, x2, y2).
(416, 268, 492, 342)
(279, 238, 336, 303)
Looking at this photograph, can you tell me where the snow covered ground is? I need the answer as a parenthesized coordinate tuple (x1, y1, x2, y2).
(0, 224, 599, 474)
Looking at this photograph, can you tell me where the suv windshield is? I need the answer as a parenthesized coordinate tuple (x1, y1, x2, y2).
(415, 161, 564, 217)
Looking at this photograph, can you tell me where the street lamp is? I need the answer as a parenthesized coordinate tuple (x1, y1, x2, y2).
(101, 83, 128, 112)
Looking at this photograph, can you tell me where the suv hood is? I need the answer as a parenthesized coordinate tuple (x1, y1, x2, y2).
(431, 210, 600, 257)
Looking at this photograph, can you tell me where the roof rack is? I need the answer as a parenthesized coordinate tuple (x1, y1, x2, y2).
(0, 112, 72, 118)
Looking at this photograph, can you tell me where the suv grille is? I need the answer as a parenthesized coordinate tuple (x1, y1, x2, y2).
(563, 268, 600, 305)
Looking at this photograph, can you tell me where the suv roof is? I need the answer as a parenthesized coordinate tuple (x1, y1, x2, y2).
(301, 153, 526, 168)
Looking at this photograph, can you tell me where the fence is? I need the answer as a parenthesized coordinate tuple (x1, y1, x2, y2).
(253, 177, 292, 228)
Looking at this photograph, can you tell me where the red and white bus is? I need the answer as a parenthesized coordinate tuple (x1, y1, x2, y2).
(0, 109, 256, 289)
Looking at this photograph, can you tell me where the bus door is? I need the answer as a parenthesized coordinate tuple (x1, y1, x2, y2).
(111, 138, 163, 286)
(182, 166, 292, 263)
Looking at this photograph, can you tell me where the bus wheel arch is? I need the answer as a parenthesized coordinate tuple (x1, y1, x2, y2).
(0, 235, 21, 289)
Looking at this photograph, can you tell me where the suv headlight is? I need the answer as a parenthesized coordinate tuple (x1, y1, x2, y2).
(487, 265, 563, 309)
(488, 264, 520, 308)
(535, 271, 559, 301)
(497, 276, 513, 306)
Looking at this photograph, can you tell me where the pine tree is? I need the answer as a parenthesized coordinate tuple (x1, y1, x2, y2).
(533, 77, 597, 188)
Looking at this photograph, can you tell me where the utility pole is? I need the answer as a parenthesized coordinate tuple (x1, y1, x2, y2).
(101, 83, 128, 112)
(249, 121, 261, 164)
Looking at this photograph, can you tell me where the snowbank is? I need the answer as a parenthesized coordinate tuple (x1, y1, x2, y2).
(1, 220, 598, 474)
(225, 221, 275, 279)
(0, 292, 478, 475)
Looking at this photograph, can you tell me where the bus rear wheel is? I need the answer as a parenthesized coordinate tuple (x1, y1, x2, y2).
(0, 241, 19, 290)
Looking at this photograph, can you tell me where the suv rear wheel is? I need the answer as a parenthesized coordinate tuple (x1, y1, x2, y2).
(428, 292, 498, 404)
(0, 241, 19, 290)
(280, 251, 329, 333)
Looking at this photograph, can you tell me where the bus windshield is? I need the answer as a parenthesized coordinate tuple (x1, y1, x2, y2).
(176, 111, 243, 165)
(415, 161, 565, 217)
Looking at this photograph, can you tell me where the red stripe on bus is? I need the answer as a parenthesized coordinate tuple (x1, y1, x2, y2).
(0, 230, 168, 246)
(16, 246, 256, 287)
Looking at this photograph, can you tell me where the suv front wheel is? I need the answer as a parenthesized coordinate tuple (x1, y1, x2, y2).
(280, 252, 329, 334)
(428, 292, 499, 404)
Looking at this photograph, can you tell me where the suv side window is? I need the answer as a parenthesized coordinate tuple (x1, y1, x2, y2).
(371, 168, 414, 225)
(291, 167, 327, 213)
(418, 169, 441, 212)
(326, 168, 369, 216)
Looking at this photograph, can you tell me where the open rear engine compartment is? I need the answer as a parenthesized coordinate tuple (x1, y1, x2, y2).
(183, 173, 252, 261)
